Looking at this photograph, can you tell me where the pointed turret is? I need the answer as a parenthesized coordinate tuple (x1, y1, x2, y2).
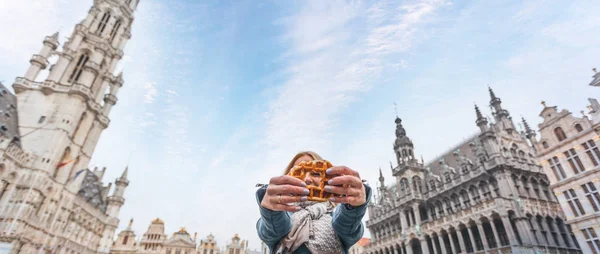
(590, 67, 600, 87)
(475, 103, 488, 131)
(489, 86, 510, 120)
(378, 167, 385, 187)
(393, 117, 415, 165)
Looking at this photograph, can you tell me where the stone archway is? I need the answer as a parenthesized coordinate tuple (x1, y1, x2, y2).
(409, 238, 422, 254)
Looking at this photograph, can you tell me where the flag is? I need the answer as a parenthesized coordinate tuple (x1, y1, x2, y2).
(72, 169, 85, 180)
(56, 151, 73, 169)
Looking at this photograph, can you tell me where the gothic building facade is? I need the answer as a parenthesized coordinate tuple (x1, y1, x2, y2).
(533, 98, 600, 253)
(0, 0, 139, 253)
(364, 89, 581, 254)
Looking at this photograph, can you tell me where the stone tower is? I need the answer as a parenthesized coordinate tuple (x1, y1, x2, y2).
(0, 0, 140, 253)
(13, 0, 138, 183)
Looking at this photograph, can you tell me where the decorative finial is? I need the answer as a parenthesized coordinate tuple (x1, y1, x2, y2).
(581, 110, 586, 117)
(393, 102, 398, 117)
(541, 101, 546, 107)
(128, 218, 133, 228)
(593, 68, 597, 73)
(488, 86, 497, 100)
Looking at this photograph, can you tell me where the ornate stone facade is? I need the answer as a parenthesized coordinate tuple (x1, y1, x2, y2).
(532, 98, 600, 253)
(110, 221, 252, 254)
(111, 218, 199, 254)
(224, 234, 249, 254)
(365, 89, 581, 254)
(0, 0, 139, 253)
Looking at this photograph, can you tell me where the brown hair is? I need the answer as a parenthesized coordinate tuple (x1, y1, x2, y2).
(284, 151, 324, 175)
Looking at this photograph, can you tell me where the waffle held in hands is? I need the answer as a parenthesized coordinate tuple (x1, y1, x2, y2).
(287, 160, 345, 202)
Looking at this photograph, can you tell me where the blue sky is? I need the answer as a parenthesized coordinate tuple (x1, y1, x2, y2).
(1, 0, 599, 250)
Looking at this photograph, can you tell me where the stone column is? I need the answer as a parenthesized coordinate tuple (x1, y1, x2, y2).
(413, 204, 421, 225)
(489, 220, 503, 247)
(420, 238, 430, 254)
(514, 218, 535, 245)
(393, 246, 398, 254)
(476, 222, 489, 250)
(406, 243, 413, 254)
(437, 234, 448, 254)
(467, 226, 478, 251)
(47, 55, 71, 82)
(400, 209, 408, 229)
(501, 216, 518, 246)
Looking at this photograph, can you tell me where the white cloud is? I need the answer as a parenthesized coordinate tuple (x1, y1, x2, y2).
(143, 82, 158, 104)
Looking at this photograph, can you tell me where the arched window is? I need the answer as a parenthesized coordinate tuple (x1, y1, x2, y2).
(480, 182, 491, 199)
(444, 172, 451, 183)
(68, 53, 89, 83)
(554, 127, 567, 142)
(413, 176, 422, 193)
(470, 186, 480, 203)
(436, 201, 444, 216)
(575, 124, 583, 132)
(452, 194, 461, 210)
(123, 235, 129, 244)
(73, 112, 87, 139)
(460, 190, 470, 207)
(542, 141, 549, 149)
(429, 180, 436, 192)
(110, 19, 122, 42)
(444, 198, 453, 213)
(96, 12, 111, 34)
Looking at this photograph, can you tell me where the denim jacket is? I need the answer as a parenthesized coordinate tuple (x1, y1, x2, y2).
(255, 184, 372, 254)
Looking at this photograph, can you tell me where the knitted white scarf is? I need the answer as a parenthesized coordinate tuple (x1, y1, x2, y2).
(277, 201, 343, 254)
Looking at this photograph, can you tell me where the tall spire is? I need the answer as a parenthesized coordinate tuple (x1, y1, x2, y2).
(489, 86, 498, 101)
(379, 167, 384, 185)
(488, 86, 511, 124)
(127, 218, 133, 230)
(120, 166, 129, 180)
(475, 103, 488, 131)
(393, 117, 415, 165)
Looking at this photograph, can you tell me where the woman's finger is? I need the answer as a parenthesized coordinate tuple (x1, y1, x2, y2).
(324, 185, 361, 196)
(269, 175, 307, 187)
(270, 204, 302, 212)
(269, 194, 308, 205)
(267, 184, 310, 196)
(327, 175, 362, 187)
(326, 166, 360, 178)
(328, 196, 360, 204)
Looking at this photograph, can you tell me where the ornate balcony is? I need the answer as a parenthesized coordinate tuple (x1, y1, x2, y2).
(69, 83, 93, 101)
(30, 54, 49, 69)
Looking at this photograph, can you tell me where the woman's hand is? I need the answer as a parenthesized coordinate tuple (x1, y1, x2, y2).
(260, 175, 310, 212)
(325, 166, 366, 207)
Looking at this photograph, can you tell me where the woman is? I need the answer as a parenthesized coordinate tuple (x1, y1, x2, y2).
(255, 151, 372, 254)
